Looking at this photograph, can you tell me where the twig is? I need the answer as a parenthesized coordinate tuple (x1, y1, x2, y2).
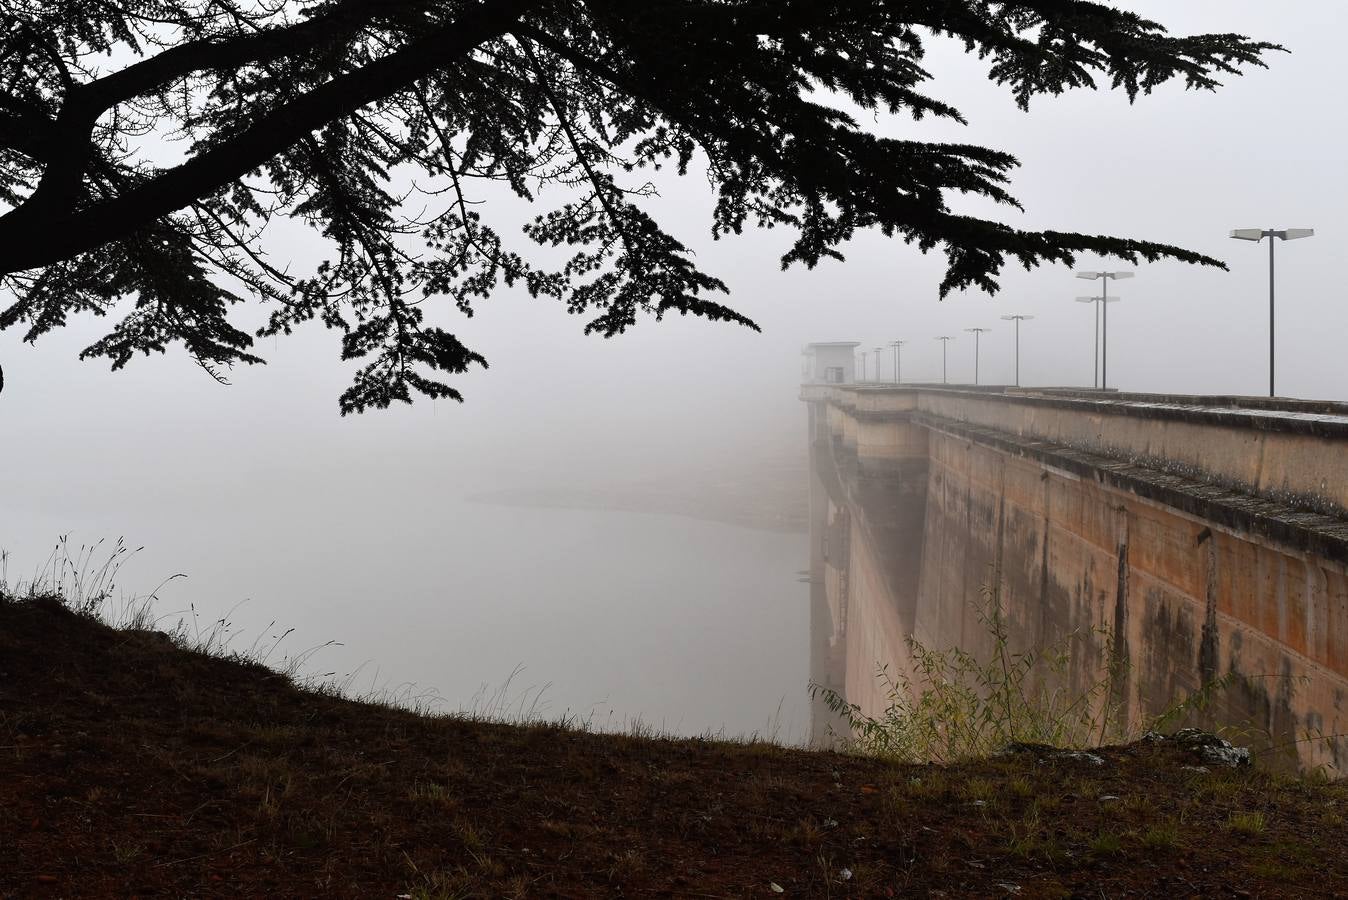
(154, 838, 255, 868)
(208, 743, 248, 764)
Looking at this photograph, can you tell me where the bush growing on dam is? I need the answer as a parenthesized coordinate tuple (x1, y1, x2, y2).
(810, 585, 1234, 764)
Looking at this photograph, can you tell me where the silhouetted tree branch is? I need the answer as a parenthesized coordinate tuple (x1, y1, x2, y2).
(0, 1, 1279, 411)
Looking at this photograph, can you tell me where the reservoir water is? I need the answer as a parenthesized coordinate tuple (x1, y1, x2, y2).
(6, 500, 810, 744)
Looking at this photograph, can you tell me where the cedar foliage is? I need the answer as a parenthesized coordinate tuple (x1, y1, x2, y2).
(0, 1, 1276, 412)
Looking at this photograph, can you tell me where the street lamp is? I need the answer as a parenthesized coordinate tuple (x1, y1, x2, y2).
(1074, 271, 1134, 389)
(1000, 315, 1034, 387)
(934, 336, 955, 384)
(1074, 295, 1122, 389)
(1230, 227, 1314, 397)
(874, 347, 885, 383)
(964, 327, 991, 385)
(889, 341, 906, 384)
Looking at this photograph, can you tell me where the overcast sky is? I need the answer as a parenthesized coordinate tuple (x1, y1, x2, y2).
(4, 3, 1342, 480)
(1, 3, 1344, 705)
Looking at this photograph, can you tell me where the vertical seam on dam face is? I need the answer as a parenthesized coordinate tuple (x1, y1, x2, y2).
(994, 454, 1007, 623)
(1277, 556, 1289, 647)
(1039, 469, 1051, 649)
(1303, 560, 1317, 663)
(1200, 529, 1220, 685)
(961, 442, 974, 650)
(805, 386, 1348, 769)
(1113, 509, 1131, 722)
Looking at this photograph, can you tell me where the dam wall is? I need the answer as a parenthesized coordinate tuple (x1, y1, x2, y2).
(805, 384, 1348, 769)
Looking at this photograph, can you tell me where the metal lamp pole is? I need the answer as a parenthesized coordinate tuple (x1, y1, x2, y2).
(1074, 295, 1121, 388)
(1074, 271, 1134, 390)
(999, 315, 1034, 387)
(964, 327, 990, 385)
(934, 336, 955, 384)
(1073, 296, 1100, 388)
(1230, 228, 1314, 397)
(889, 341, 906, 384)
(874, 347, 885, 383)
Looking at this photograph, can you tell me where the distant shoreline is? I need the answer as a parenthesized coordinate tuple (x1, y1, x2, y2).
(466, 486, 809, 535)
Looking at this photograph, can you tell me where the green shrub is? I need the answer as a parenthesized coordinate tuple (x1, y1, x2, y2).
(810, 583, 1125, 763)
(810, 579, 1238, 764)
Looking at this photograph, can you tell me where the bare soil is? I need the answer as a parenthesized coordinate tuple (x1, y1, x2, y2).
(2, 596, 1345, 898)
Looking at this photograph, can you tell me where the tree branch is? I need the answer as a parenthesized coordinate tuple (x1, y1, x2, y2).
(0, 0, 546, 274)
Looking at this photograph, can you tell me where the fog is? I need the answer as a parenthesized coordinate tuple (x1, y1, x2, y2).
(2, 2, 1343, 738)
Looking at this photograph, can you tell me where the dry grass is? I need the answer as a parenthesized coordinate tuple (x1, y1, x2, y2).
(2, 592, 1347, 897)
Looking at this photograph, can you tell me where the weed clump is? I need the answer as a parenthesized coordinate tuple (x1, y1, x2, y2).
(1227, 811, 1268, 835)
(811, 585, 1130, 762)
(811, 582, 1236, 764)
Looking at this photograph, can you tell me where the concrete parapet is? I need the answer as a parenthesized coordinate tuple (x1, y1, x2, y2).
(808, 384, 1348, 517)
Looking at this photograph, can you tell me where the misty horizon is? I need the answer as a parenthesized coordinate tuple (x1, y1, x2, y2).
(5, 1, 1345, 739)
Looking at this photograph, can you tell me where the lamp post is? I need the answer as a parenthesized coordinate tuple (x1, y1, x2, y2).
(874, 347, 885, 383)
(964, 327, 991, 385)
(934, 336, 955, 384)
(1230, 228, 1314, 397)
(1074, 271, 1134, 389)
(999, 315, 1034, 387)
(1074, 295, 1121, 389)
(889, 340, 906, 384)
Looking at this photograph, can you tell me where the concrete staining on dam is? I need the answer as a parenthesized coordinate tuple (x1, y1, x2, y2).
(803, 383, 1348, 770)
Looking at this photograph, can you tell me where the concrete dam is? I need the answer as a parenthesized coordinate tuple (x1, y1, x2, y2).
(802, 382, 1348, 770)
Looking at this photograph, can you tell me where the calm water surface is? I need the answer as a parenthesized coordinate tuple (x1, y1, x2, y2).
(9, 500, 809, 743)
